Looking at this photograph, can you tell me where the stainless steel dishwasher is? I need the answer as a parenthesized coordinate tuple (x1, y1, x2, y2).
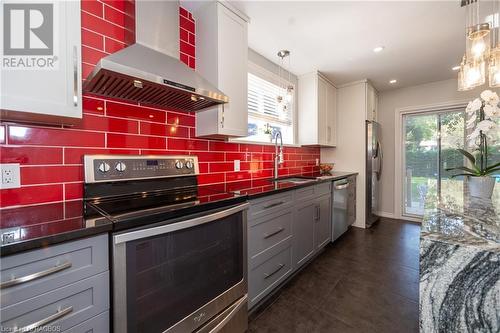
(332, 176, 356, 242)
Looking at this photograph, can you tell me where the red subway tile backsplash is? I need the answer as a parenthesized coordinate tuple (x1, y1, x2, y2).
(82, 29, 104, 50)
(107, 133, 166, 149)
(0, 2, 320, 210)
(107, 101, 166, 123)
(81, 0, 103, 17)
(1, 147, 63, 165)
(8, 126, 106, 147)
(21, 166, 83, 185)
(1, 185, 63, 207)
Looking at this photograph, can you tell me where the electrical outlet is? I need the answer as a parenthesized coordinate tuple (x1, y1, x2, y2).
(1, 163, 21, 189)
(234, 160, 240, 172)
(1, 227, 21, 245)
(315, 159, 319, 166)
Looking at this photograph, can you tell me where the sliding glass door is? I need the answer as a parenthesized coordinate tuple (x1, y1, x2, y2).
(402, 109, 465, 217)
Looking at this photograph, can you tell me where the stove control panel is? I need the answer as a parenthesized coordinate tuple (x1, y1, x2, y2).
(84, 155, 199, 183)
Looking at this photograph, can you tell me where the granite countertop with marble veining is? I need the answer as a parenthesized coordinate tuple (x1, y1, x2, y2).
(419, 180, 500, 333)
(420, 181, 500, 252)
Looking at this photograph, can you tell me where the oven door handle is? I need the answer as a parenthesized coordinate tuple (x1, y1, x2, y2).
(113, 202, 249, 244)
(207, 295, 248, 333)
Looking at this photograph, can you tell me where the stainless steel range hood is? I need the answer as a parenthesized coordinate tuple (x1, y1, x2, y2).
(83, 0, 228, 112)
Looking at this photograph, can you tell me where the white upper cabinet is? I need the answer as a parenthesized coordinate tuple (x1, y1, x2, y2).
(195, 1, 249, 138)
(298, 72, 337, 147)
(0, 0, 82, 124)
(366, 83, 378, 121)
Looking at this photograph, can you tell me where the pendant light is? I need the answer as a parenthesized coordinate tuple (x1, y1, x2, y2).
(458, 0, 500, 90)
(276, 50, 293, 116)
(489, 1, 500, 86)
(459, 0, 489, 91)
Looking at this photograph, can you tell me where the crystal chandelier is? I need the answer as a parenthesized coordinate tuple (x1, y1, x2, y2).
(458, 0, 500, 90)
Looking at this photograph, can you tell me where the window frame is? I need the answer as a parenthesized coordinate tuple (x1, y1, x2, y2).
(230, 61, 299, 147)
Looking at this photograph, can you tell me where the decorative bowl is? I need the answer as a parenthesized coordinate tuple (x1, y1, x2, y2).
(319, 163, 334, 174)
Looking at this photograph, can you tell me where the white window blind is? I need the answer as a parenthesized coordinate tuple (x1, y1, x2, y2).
(234, 70, 294, 145)
(247, 73, 292, 125)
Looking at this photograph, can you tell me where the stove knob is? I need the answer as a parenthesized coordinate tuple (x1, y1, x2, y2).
(185, 160, 194, 169)
(175, 160, 184, 169)
(98, 162, 110, 173)
(115, 162, 127, 172)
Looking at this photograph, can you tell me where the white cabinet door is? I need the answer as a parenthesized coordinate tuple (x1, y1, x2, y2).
(0, 0, 82, 123)
(216, 4, 247, 136)
(326, 82, 337, 146)
(298, 72, 336, 147)
(366, 83, 377, 121)
(317, 76, 328, 146)
(195, 2, 248, 138)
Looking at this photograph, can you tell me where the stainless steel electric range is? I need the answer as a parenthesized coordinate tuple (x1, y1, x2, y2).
(83, 155, 249, 333)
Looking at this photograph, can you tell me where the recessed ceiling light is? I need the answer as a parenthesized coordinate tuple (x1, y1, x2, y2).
(373, 46, 385, 53)
(452, 65, 460, 71)
(389, 79, 397, 84)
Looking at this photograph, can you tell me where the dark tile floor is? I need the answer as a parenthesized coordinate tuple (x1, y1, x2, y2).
(248, 218, 421, 333)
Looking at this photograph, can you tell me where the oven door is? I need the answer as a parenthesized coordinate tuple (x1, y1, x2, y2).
(112, 203, 249, 333)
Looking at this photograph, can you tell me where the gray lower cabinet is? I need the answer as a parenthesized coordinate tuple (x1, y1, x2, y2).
(64, 311, 109, 333)
(293, 200, 316, 268)
(248, 239, 292, 308)
(1, 272, 109, 332)
(0, 235, 110, 332)
(315, 194, 332, 250)
(248, 182, 332, 310)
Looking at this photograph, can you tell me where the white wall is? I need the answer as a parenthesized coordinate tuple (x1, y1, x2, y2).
(376, 78, 499, 216)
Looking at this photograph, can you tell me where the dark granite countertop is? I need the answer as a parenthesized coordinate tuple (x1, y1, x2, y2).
(421, 180, 500, 252)
(233, 171, 358, 199)
(0, 201, 113, 257)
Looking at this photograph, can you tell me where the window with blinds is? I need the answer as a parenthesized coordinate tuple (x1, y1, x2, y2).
(236, 71, 295, 144)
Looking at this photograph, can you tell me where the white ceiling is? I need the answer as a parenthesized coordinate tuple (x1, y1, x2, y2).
(188, 0, 466, 92)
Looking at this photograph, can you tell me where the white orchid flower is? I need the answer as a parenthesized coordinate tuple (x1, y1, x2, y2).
(480, 90, 500, 105)
(466, 113, 477, 129)
(467, 128, 481, 143)
(476, 119, 496, 133)
(483, 104, 500, 119)
(466, 98, 482, 114)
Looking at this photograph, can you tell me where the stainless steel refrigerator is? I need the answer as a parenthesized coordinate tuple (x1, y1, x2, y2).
(366, 121, 382, 227)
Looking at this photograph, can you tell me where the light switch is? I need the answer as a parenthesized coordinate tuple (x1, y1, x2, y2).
(234, 160, 240, 172)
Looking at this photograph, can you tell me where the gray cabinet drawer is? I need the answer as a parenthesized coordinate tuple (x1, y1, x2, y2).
(1, 234, 108, 308)
(248, 209, 292, 259)
(248, 245, 292, 308)
(64, 310, 109, 333)
(315, 182, 331, 196)
(295, 182, 331, 202)
(248, 192, 293, 219)
(1, 271, 109, 332)
(295, 186, 315, 201)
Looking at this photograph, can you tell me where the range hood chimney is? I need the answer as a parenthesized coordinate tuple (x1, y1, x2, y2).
(83, 0, 228, 112)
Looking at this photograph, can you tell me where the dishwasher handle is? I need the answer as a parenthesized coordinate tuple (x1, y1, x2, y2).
(334, 182, 350, 190)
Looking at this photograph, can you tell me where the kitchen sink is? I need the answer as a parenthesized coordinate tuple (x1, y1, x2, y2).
(273, 177, 317, 184)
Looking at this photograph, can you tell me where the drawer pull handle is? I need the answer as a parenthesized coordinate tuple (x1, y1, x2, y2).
(263, 201, 285, 209)
(263, 228, 285, 239)
(264, 264, 285, 279)
(15, 306, 73, 332)
(0, 261, 72, 289)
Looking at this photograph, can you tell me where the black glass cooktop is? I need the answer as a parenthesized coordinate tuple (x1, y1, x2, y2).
(84, 179, 246, 232)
